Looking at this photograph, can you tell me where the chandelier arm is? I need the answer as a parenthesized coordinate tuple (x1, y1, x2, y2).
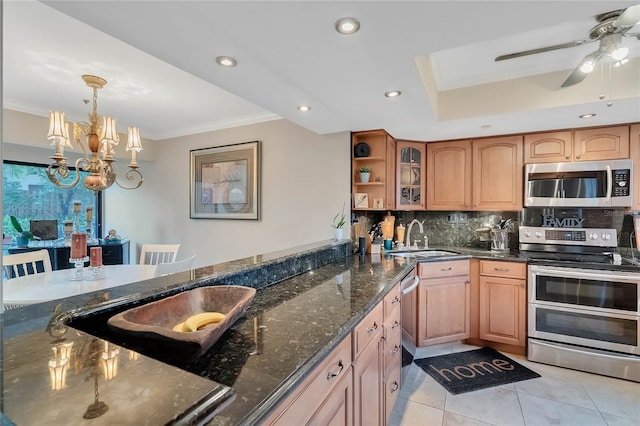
(46, 158, 89, 189)
(114, 168, 144, 191)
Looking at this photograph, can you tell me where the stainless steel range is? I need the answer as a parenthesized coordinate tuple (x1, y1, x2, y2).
(520, 226, 640, 382)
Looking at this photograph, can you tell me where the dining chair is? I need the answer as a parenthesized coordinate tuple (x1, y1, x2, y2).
(139, 243, 180, 265)
(153, 255, 196, 277)
(3, 249, 53, 279)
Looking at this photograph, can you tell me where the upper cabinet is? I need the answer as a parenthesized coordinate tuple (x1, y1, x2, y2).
(630, 124, 640, 211)
(524, 125, 630, 163)
(427, 140, 472, 210)
(351, 130, 396, 211)
(396, 141, 426, 210)
(472, 136, 524, 211)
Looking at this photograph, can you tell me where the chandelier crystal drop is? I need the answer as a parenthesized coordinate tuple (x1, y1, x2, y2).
(46, 75, 143, 193)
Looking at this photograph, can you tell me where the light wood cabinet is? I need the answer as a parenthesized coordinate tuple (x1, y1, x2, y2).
(352, 302, 383, 426)
(426, 140, 472, 210)
(396, 140, 426, 210)
(266, 335, 353, 426)
(472, 135, 523, 211)
(630, 124, 640, 211)
(352, 130, 396, 211)
(382, 284, 402, 426)
(573, 125, 629, 161)
(478, 260, 526, 348)
(525, 126, 630, 163)
(524, 131, 572, 163)
(416, 260, 470, 346)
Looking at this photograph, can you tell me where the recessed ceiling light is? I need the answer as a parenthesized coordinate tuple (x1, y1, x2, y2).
(579, 113, 596, 118)
(481, 124, 492, 129)
(335, 17, 360, 35)
(297, 105, 311, 112)
(384, 90, 402, 98)
(216, 56, 237, 67)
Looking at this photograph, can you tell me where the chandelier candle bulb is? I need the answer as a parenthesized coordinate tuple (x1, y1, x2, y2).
(63, 221, 73, 232)
(86, 207, 93, 222)
(71, 233, 87, 259)
(90, 247, 103, 267)
(73, 201, 81, 213)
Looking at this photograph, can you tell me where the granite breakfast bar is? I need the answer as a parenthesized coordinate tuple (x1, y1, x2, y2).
(1, 240, 416, 425)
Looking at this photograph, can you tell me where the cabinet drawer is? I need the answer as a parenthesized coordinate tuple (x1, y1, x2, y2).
(419, 260, 469, 279)
(479, 260, 525, 279)
(353, 302, 383, 359)
(383, 283, 401, 321)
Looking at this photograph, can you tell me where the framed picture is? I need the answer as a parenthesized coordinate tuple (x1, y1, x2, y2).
(373, 198, 384, 209)
(190, 141, 261, 220)
(354, 192, 369, 209)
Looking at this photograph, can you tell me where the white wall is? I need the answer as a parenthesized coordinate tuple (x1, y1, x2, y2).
(2, 110, 352, 267)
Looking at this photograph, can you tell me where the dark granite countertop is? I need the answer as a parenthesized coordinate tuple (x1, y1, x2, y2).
(1, 241, 528, 425)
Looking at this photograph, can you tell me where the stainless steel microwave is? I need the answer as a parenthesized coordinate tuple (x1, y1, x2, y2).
(524, 159, 633, 208)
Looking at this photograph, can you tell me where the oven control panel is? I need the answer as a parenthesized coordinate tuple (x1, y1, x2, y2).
(519, 226, 618, 247)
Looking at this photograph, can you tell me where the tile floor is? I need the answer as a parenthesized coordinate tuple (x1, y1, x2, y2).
(388, 342, 640, 426)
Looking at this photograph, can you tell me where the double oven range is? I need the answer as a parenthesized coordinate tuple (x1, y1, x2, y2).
(519, 226, 640, 382)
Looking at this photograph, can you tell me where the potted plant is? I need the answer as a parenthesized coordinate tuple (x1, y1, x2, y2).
(359, 166, 371, 183)
(331, 203, 346, 240)
(10, 215, 34, 247)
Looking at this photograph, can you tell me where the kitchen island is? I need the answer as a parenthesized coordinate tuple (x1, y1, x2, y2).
(1, 240, 417, 425)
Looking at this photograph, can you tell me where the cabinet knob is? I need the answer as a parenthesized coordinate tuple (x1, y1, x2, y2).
(392, 296, 400, 304)
(390, 345, 400, 355)
(565, 156, 570, 160)
(576, 154, 580, 159)
(441, 267, 452, 272)
(391, 320, 400, 329)
(390, 381, 399, 393)
(367, 322, 379, 333)
(494, 267, 510, 272)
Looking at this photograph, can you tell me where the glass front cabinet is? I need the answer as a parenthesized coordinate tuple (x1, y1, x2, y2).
(396, 141, 426, 210)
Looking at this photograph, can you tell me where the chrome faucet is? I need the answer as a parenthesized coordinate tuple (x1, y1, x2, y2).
(406, 219, 423, 248)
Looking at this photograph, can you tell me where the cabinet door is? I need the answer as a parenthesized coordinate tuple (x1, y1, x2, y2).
(573, 125, 630, 161)
(472, 135, 523, 211)
(401, 271, 418, 346)
(396, 141, 426, 210)
(418, 276, 470, 346)
(524, 131, 572, 163)
(353, 336, 382, 426)
(426, 140, 472, 210)
(383, 358, 401, 426)
(479, 276, 526, 347)
(631, 124, 640, 211)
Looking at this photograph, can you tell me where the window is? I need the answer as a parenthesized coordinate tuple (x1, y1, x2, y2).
(2, 161, 102, 243)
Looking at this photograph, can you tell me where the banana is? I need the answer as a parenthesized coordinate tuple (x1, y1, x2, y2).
(172, 322, 186, 332)
(183, 312, 226, 332)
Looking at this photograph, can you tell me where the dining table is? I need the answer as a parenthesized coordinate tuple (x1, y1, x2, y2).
(2, 264, 157, 307)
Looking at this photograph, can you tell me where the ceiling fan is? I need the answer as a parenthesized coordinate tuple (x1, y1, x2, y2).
(495, 4, 640, 87)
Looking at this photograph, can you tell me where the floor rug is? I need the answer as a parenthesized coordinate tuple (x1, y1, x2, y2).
(413, 347, 540, 395)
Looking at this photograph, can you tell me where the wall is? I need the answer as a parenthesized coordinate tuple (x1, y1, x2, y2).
(2, 110, 351, 267)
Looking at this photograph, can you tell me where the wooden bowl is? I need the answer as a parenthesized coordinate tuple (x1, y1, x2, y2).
(107, 285, 256, 360)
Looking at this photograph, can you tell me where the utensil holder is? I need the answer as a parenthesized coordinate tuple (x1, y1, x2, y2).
(490, 229, 509, 252)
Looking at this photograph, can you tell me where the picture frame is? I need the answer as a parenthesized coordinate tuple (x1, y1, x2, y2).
(373, 198, 384, 209)
(354, 192, 369, 209)
(190, 141, 261, 220)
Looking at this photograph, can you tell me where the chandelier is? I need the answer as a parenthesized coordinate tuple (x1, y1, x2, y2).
(46, 74, 143, 193)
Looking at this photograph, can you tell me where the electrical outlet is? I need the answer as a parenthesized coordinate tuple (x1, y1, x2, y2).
(458, 213, 468, 223)
(447, 214, 458, 223)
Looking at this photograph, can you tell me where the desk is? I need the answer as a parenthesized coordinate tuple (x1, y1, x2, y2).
(3, 264, 156, 306)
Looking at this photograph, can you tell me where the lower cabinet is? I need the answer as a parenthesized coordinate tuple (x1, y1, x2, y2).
(468, 259, 526, 354)
(416, 260, 471, 346)
(265, 335, 353, 426)
(478, 260, 527, 348)
(265, 281, 403, 426)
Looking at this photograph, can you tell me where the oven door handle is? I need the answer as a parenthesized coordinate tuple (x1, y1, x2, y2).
(606, 165, 612, 203)
(401, 275, 420, 295)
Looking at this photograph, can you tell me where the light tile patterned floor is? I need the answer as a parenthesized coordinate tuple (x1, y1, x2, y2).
(388, 343, 640, 426)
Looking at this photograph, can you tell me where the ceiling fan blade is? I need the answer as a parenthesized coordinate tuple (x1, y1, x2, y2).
(615, 4, 640, 28)
(561, 50, 604, 88)
(495, 40, 591, 61)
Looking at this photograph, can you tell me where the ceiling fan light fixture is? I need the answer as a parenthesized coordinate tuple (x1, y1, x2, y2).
(335, 17, 360, 35)
(611, 46, 629, 61)
(579, 61, 596, 73)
